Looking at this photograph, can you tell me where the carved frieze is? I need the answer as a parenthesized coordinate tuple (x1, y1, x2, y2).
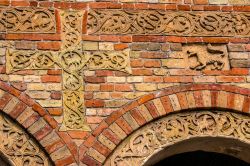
(88, 10, 250, 36)
(108, 111, 250, 166)
(0, 8, 56, 33)
(162, 44, 230, 71)
(6, 49, 56, 73)
(6, 49, 131, 74)
(0, 112, 51, 166)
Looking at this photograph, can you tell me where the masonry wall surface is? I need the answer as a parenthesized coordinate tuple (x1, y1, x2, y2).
(0, 0, 250, 165)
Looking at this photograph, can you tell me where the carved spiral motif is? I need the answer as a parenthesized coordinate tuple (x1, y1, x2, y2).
(0, 113, 51, 166)
(1, 8, 55, 33)
(109, 111, 250, 166)
(88, 10, 250, 36)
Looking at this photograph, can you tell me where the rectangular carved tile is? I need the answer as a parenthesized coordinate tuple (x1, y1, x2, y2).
(87, 10, 250, 37)
(0, 8, 56, 33)
(162, 44, 230, 71)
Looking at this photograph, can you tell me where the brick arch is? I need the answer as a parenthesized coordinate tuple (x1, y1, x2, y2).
(80, 84, 250, 165)
(0, 81, 78, 166)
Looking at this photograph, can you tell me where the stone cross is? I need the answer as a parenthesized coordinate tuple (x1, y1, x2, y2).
(6, 10, 131, 131)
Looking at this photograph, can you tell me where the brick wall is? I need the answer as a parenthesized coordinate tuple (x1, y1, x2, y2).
(0, 0, 250, 165)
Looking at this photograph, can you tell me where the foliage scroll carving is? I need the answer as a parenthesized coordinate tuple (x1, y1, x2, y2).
(0, 8, 56, 33)
(88, 10, 250, 36)
(0, 112, 52, 166)
(108, 111, 250, 166)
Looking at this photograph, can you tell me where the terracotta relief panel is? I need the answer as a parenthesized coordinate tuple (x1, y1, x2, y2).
(108, 111, 250, 166)
(0, 113, 52, 166)
(88, 10, 250, 36)
(0, 8, 56, 33)
(162, 44, 230, 71)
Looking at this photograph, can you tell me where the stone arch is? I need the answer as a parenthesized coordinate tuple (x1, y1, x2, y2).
(0, 81, 77, 165)
(80, 84, 250, 165)
(105, 110, 250, 165)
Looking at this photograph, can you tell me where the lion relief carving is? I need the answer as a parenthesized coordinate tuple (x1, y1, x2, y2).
(186, 44, 229, 71)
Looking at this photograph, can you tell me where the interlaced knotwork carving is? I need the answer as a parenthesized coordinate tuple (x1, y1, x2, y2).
(0, 8, 55, 33)
(109, 111, 250, 166)
(6, 49, 56, 72)
(88, 10, 250, 36)
(5, 10, 131, 131)
(0, 113, 51, 166)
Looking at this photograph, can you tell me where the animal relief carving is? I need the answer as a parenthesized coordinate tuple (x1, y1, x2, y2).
(187, 44, 228, 70)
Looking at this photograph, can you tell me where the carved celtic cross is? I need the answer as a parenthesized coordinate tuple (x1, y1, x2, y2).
(6, 10, 131, 131)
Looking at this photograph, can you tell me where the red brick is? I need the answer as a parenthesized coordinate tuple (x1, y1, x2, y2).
(102, 129, 120, 145)
(193, 91, 204, 107)
(164, 76, 193, 83)
(11, 0, 29, 6)
(148, 4, 165, 10)
(68, 131, 89, 139)
(0, 93, 12, 110)
(178, 5, 191, 11)
(166, 36, 187, 43)
(32, 103, 46, 116)
(165, 4, 177, 10)
(242, 97, 250, 113)
(22, 113, 40, 128)
(85, 76, 105, 83)
(204, 5, 220, 11)
(84, 135, 96, 147)
(93, 141, 111, 157)
(177, 92, 189, 110)
(100, 35, 119, 42)
(114, 84, 132, 92)
(82, 35, 100, 41)
(140, 52, 168, 59)
(11, 82, 27, 91)
(85, 99, 104, 108)
(119, 36, 132, 42)
(41, 75, 61, 83)
(210, 91, 218, 107)
(132, 35, 165, 42)
(116, 117, 133, 135)
(81, 155, 101, 166)
(144, 76, 163, 83)
(89, 2, 107, 8)
(132, 69, 153, 76)
(227, 93, 235, 109)
(130, 108, 146, 126)
(114, 43, 129, 50)
(55, 156, 75, 166)
(216, 76, 245, 83)
(106, 2, 122, 9)
(233, 6, 250, 12)
(9, 102, 27, 118)
(221, 6, 233, 11)
(37, 42, 61, 51)
(47, 69, 62, 75)
(130, 59, 144, 67)
(95, 70, 113, 77)
(45, 140, 64, 154)
(100, 84, 114, 91)
(34, 125, 52, 141)
(202, 37, 229, 43)
(145, 101, 159, 118)
(93, 121, 108, 136)
(193, 0, 208, 4)
(144, 60, 161, 67)
(44, 114, 58, 129)
(135, 3, 148, 9)
(47, 108, 63, 116)
(160, 96, 173, 113)
(0, 0, 9, 6)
